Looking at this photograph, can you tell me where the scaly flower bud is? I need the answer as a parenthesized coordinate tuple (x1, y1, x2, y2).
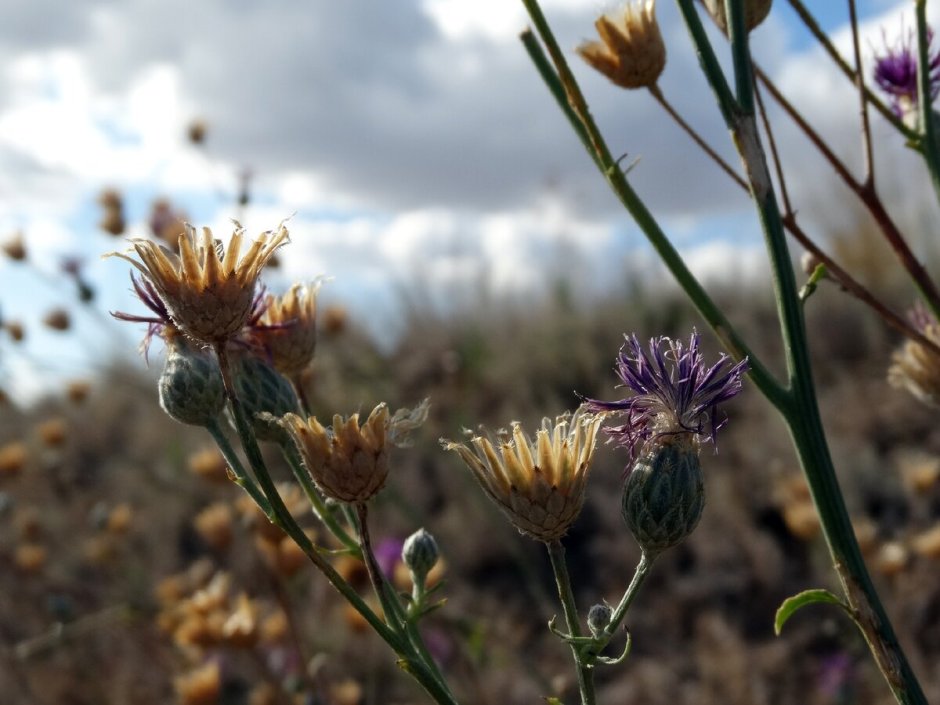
(577, 0, 666, 90)
(159, 336, 226, 426)
(587, 603, 613, 639)
(402, 528, 440, 585)
(231, 351, 299, 442)
(622, 436, 705, 555)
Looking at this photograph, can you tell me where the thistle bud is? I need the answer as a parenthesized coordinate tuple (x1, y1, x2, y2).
(402, 528, 439, 585)
(159, 336, 226, 426)
(232, 352, 299, 442)
(587, 603, 613, 639)
(622, 438, 704, 555)
(703, 0, 772, 34)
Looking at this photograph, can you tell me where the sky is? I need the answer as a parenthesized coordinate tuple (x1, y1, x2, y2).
(1, 0, 939, 402)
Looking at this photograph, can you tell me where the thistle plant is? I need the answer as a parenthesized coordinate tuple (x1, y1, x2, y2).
(518, 0, 939, 702)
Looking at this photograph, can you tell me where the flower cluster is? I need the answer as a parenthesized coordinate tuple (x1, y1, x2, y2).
(585, 332, 748, 462)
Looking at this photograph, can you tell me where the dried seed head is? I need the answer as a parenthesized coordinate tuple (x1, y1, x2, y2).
(622, 436, 704, 555)
(173, 662, 222, 705)
(36, 418, 68, 448)
(159, 336, 226, 426)
(1, 232, 26, 261)
(889, 304, 940, 408)
(282, 405, 391, 503)
(188, 118, 208, 145)
(248, 280, 324, 376)
(42, 308, 71, 332)
(3, 320, 25, 342)
(106, 221, 288, 345)
(0, 441, 28, 476)
(442, 407, 604, 542)
(194, 503, 234, 551)
(577, 0, 666, 90)
(703, 0, 772, 34)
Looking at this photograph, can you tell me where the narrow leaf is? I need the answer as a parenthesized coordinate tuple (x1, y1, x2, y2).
(775, 588, 847, 636)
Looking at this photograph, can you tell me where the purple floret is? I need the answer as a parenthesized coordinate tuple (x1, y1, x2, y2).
(585, 331, 748, 460)
(873, 27, 940, 116)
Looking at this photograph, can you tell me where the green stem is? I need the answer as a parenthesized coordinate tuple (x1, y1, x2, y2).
(715, 43, 929, 705)
(204, 417, 272, 517)
(280, 442, 361, 556)
(355, 503, 457, 703)
(676, 0, 737, 122)
(724, 0, 754, 113)
(596, 552, 654, 654)
(520, 0, 785, 410)
(547, 540, 596, 705)
(915, 0, 940, 314)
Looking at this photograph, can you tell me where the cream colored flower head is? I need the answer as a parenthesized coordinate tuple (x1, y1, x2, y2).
(249, 279, 325, 376)
(106, 221, 288, 345)
(441, 407, 604, 542)
(889, 304, 940, 408)
(281, 399, 429, 504)
(577, 0, 666, 90)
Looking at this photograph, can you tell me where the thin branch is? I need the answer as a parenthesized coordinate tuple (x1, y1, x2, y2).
(753, 77, 793, 216)
(648, 84, 747, 189)
(848, 0, 875, 187)
(754, 64, 940, 315)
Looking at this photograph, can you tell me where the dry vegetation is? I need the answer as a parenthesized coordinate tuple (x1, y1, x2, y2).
(1, 267, 939, 705)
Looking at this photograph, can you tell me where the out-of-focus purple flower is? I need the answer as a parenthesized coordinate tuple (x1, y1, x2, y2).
(816, 651, 853, 702)
(373, 536, 405, 578)
(585, 331, 747, 460)
(873, 26, 940, 117)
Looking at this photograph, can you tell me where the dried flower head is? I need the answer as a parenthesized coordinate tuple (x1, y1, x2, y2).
(577, 0, 666, 89)
(174, 661, 221, 705)
(889, 303, 940, 407)
(188, 118, 208, 145)
(874, 26, 940, 120)
(586, 331, 747, 461)
(2, 232, 26, 261)
(281, 400, 429, 503)
(0, 441, 28, 476)
(42, 308, 71, 332)
(3, 320, 25, 342)
(703, 0, 772, 34)
(441, 407, 604, 542)
(247, 280, 324, 376)
(106, 222, 288, 345)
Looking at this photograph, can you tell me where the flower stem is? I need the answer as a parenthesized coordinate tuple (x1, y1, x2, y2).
(597, 551, 654, 652)
(546, 539, 596, 705)
(280, 442, 361, 556)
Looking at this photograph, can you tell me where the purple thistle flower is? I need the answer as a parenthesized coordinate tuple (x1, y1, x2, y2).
(873, 26, 940, 117)
(585, 331, 748, 461)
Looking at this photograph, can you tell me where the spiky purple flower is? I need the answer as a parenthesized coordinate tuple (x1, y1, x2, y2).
(873, 26, 940, 117)
(585, 331, 748, 460)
